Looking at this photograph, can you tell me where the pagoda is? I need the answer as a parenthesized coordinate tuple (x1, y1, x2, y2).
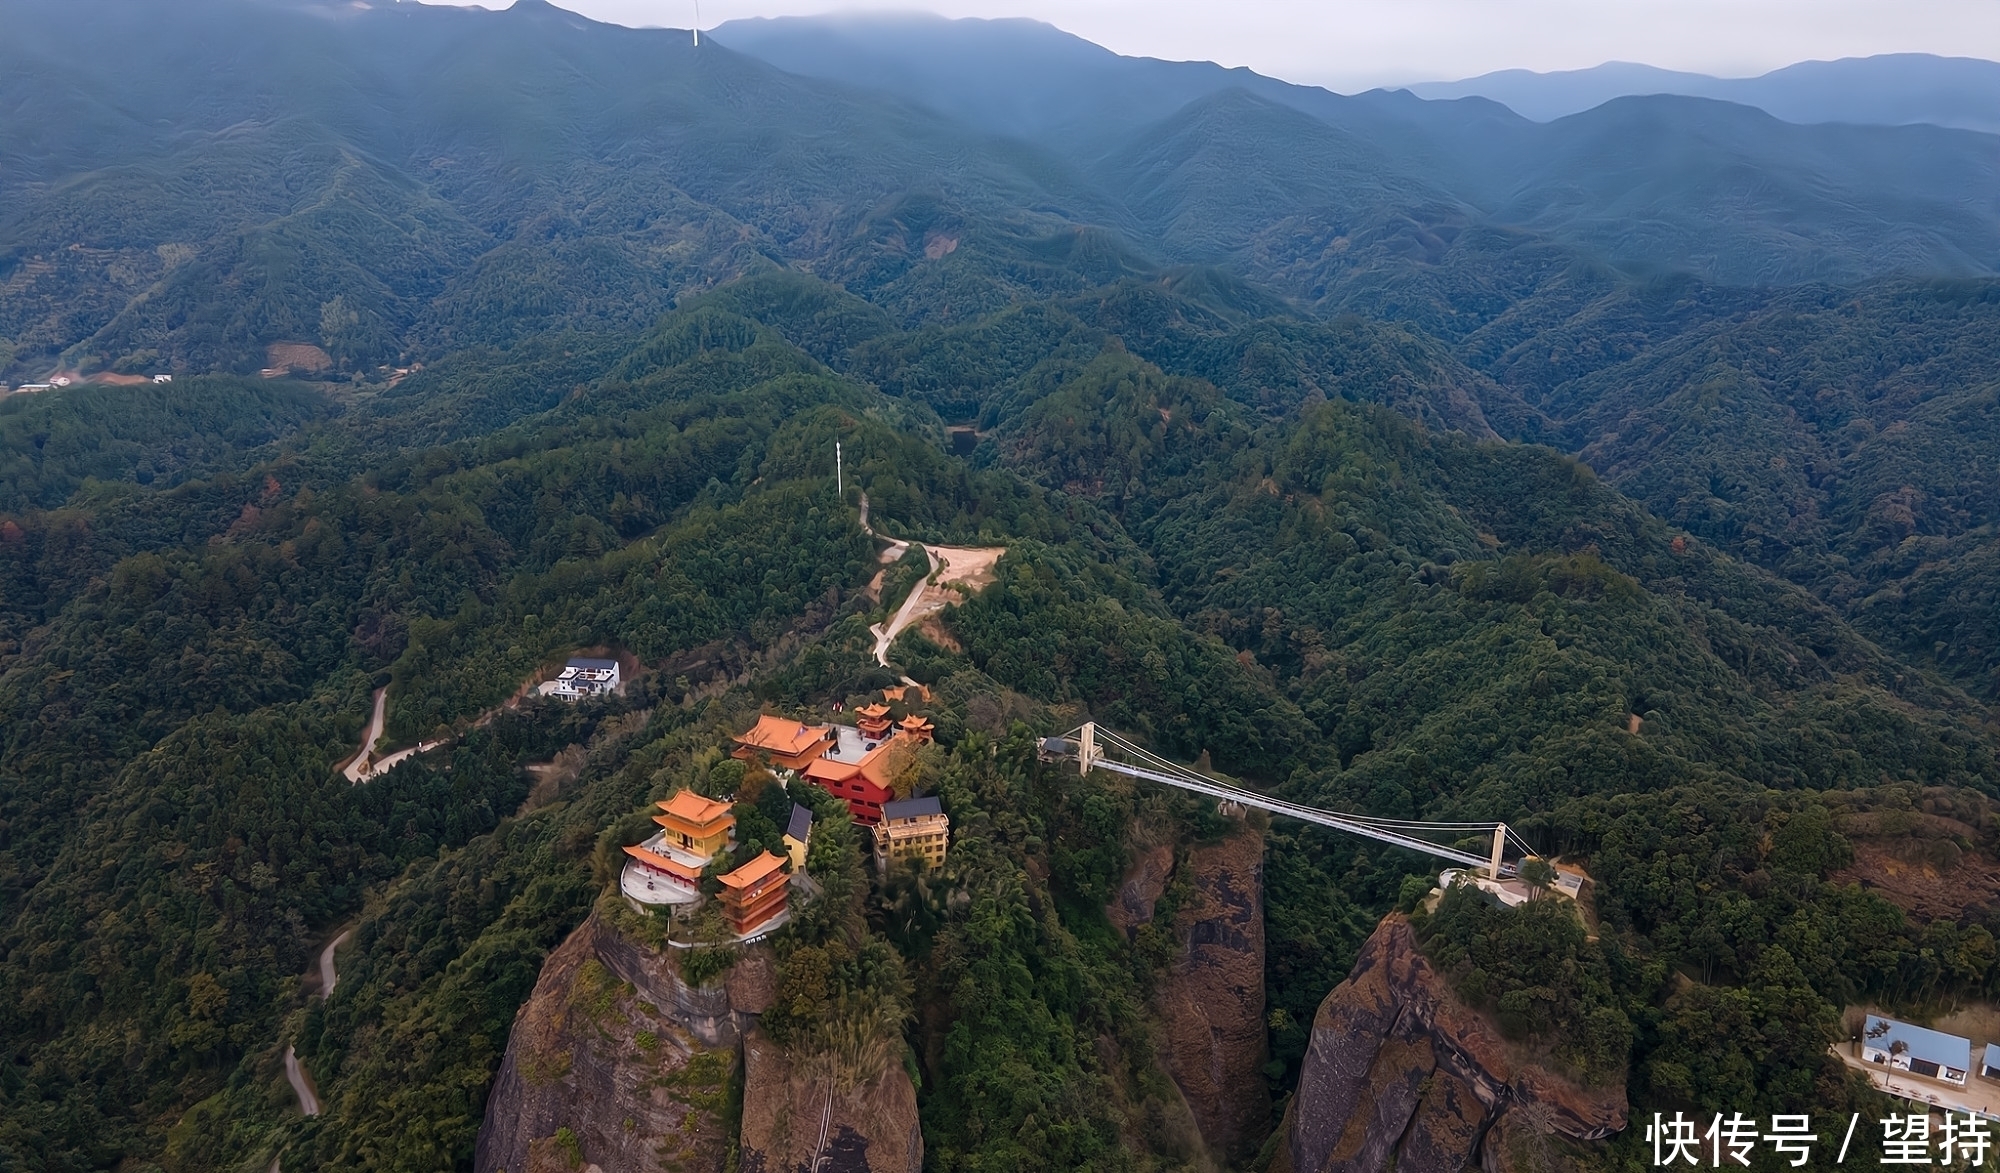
(717, 850, 791, 937)
(854, 702, 893, 741)
(895, 713, 935, 744)
(653, 790, 735, 857)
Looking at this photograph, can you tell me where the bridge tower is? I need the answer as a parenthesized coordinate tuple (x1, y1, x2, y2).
(1489, 823, 1508, 879)
(1077, 722, 1098, 776)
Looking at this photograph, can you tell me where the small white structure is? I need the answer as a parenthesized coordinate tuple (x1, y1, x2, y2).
(538, 656, 621, 700)
(1862, 1016, 1970, 1086)
(14, 384, 52, 394)
(152, 374, 173, 384)
(51, 376, 71, 387)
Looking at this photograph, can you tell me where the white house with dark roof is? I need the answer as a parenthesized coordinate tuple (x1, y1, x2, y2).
(1862, 1015, 1970, 1086)
(538, 656, 620, 700)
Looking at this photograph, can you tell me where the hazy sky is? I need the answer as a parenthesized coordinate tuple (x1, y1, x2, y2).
(421, 0, 2000, 89)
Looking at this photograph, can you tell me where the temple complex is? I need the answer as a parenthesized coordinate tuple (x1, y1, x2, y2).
(717, 850, 791, 937)
(732, 700, 939, 824)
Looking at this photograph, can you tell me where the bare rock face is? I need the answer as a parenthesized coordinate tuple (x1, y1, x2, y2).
(1154, 825, 1271, 1160)
(738, 1027, 924, 1173)
(1280, 915, 1626, 1173)
(475, 907, 745, 1173)
(1107, 842, 1175, 937)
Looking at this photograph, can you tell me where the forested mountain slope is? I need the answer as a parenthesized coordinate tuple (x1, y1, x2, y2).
(3, 269, 1997, 1169)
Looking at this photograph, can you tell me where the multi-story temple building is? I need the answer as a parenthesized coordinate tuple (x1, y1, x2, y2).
(619, 789, 736, 908)
(717, 850, 791, 937)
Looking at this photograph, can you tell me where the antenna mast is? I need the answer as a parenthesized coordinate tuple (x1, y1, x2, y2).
(692, 0, 700, 45)
(836, 440, 843, 500)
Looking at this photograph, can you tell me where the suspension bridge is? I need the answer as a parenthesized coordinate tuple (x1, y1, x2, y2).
(1037, 723, 1538, 880)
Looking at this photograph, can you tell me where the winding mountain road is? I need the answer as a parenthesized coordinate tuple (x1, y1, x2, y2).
(319, 930, 353, 996)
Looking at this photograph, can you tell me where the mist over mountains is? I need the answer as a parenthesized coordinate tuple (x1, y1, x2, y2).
(1408, 54, 2000, 134)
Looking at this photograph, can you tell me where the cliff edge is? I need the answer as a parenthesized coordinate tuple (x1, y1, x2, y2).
(474, 907, 741, 1173)
(1277, 914, 1626, 1173)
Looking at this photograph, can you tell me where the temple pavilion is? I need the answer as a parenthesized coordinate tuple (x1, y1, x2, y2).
(619, 788, 737, 909)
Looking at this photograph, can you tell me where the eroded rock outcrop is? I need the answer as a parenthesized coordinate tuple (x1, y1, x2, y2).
(1157, 826, 1270, 1159)
(1278, 915, 1626, 1173)
(1107, 824, 1271, 1162)
(738, 1027, 923, 1173)
(475, 907, 747, 1173)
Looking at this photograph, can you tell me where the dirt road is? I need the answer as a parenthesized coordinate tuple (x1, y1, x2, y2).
(857, 493, 1005, 674)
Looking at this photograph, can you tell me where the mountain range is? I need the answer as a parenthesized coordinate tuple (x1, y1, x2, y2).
(1407, 54, 2000, 133)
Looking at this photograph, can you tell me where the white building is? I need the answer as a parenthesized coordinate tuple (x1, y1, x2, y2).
(152, 374, 173, 384)
(538, 656, 621, 700)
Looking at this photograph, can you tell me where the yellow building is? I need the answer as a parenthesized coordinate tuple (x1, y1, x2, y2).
(783, 802, 813, 870)
(654, 789, 736, 861)
(873, 796, 948, 874)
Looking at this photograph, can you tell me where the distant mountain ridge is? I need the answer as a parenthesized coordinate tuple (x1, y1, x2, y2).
(6, 0, 2000, 387)
(1408, 54, 2000, 133)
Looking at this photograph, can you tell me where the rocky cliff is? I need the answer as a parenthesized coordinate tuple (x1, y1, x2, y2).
(478, 902, 922, 1173)
(1276, 915, 1626, 1173)
(475, 906, 746, 1173)
(738, 1026, 924, 1173)
(1109, 822, 1271, 1162)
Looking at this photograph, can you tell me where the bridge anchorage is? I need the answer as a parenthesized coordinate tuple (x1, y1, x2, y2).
(1037, 722, 1547, 885)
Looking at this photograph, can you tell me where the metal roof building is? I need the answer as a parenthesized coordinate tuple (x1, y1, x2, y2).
(1862, 1016, 1970, 1085)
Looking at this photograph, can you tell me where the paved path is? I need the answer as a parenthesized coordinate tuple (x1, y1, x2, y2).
(318, 930, 353, 996)
(340, 688, 387, 782)
(284, 1045, 320, 1117)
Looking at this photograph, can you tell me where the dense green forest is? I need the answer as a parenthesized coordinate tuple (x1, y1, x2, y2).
(4, 2, 2000, 1171)
(3, 273, 1996, 1171)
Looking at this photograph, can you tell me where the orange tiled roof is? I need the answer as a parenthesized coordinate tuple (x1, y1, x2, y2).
(718, 850, 788, 889)
(855, 703, 891, 719)
(737, 714, 828, 755)
(657, 789, 735, 826)
(859, 739, 914, 791)
(804, 756, 860, 782)
(623, 844, 701, 880)
(882, 686, 907, 701)
(898, 714, 933, 729)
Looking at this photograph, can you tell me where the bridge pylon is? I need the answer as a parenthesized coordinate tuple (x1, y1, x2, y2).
(1489, 823, 1508, 879)
(1077, 722, 1098, 776)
